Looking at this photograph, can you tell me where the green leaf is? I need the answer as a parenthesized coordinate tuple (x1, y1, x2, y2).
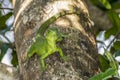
(99, 54, 110, 72)
(11, 50, 18, 67)
(104, 50, 118, 69)
(113, 41, 120, 50)
(105, 27, 117, 39)
(89, 68, 116, 80)
(102, 68, 116, 79)
(105, 7, 120, 40)
(0, 44, 9, 61)
(99, 0, 112, 9)
(108, 11, 120, 29)
(0, 12, 13, 30)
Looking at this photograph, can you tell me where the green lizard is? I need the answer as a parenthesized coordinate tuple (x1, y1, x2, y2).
(27, 10, 81, 70)
(28, 28, 65, 70)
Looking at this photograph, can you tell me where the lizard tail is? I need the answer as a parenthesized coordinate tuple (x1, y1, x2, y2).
(37, 10, 81, 36)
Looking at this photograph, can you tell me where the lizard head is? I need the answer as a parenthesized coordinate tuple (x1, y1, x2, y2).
(46, 28, 63, 42)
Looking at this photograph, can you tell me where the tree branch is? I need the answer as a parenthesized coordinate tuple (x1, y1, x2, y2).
(0, 7, 13, 10)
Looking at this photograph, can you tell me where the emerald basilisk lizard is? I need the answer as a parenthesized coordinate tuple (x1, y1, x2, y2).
(27, 10, 81, 70)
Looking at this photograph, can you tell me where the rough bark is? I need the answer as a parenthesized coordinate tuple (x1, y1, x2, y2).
(14, 0, 100, 80)
(0, 63, 18, 80)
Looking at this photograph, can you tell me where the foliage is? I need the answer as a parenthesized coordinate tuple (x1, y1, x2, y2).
(89, 50, 119, 80)
(0, 1, 18, 67)
(0, 0, 120, 79)
(90, 0, 120, 79)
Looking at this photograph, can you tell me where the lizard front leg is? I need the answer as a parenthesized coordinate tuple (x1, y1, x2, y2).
(56, 47, 70, 61)
(40, 50, 53, 70)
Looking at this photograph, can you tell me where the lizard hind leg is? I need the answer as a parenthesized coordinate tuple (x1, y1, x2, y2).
(40, 58, 46, 70)
(40, 52, 52, 70)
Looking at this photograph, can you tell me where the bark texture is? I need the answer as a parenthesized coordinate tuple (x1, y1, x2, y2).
(0, 63, 18, 80)
(14, 0, 100, 80)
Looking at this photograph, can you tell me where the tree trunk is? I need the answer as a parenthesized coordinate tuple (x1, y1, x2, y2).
(0, 63, 18, 80)
(14, 0, 100, 80)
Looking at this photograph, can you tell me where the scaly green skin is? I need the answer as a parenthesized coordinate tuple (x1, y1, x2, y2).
(28, 28, 65, 69)
(27, 10, 80, 70)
